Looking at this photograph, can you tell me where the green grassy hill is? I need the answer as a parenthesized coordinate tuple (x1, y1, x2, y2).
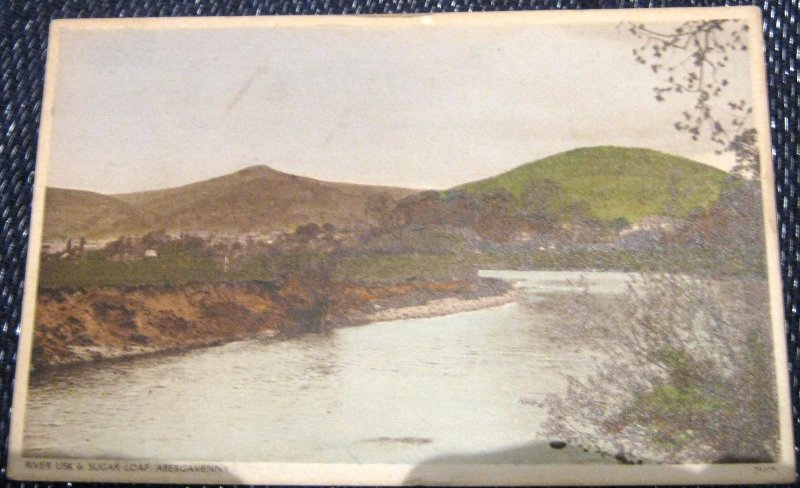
(44, 165, 416, 239)
(452, 146, 728, 223)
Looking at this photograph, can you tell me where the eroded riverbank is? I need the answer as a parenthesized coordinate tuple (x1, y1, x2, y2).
(32, 276, 511, 371)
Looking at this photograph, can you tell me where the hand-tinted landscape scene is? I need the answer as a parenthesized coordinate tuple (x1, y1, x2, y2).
(18, 12, 788, 482)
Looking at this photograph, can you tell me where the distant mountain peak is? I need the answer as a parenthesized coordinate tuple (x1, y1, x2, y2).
(43, 162, 417, 240)
(235, 164, 282, 176)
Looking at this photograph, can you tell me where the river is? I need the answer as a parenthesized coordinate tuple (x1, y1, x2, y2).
(23, 271, 636, 464)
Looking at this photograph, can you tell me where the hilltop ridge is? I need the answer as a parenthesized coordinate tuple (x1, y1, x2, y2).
(43, 165, 416, 239)
(452, 146, 728, 223)
(42, 147, 728, 240)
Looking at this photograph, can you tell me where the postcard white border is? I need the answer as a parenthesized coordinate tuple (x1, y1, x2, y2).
(8, 6, 796, 485)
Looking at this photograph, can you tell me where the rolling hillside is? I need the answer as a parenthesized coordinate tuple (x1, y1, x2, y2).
(43, 188, 154, 240)
(42, 147, 729, 240)
(452, 146, 729, 223)
(43, 165, 416, 239)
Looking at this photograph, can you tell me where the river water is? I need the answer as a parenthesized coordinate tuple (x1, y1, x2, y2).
(24, 271, 635, 464)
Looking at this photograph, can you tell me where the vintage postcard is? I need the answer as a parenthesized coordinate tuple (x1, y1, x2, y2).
(7, 7, 795, 485)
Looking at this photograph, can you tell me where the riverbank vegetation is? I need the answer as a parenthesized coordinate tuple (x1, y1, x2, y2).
(534, 273, 778, 464)
(531, 16, 782, 464)
(39, 246, 762, 291)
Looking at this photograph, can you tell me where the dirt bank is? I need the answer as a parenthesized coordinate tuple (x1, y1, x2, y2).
(32, 277, 511, 371)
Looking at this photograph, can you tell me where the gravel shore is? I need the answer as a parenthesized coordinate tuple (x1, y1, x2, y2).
(356, 288, 522, 323)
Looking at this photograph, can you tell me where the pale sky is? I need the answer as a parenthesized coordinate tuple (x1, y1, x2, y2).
(46, 17, 752, 194)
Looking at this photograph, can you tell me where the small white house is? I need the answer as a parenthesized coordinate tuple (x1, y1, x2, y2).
(144, 249, 158, 258)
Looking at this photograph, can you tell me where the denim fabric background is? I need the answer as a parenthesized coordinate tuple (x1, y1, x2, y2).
(1, 0, 797, 486)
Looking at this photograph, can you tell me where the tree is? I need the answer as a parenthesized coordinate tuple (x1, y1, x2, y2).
(538, 274, 778, 463)
(104, 235, 130, 258)
(474, 189, 516, 242)
(627, 20, 753, 154)
(626, 19, 765, 264)
(282, 253, 334, 334)
(141, 229, 167, 250)
(727, 127, 760, 178)
(365, 193, 393, 228)
(294, 222, 322, 240)
(516, 180, 564, 231)
(537, 20, 778, 464)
